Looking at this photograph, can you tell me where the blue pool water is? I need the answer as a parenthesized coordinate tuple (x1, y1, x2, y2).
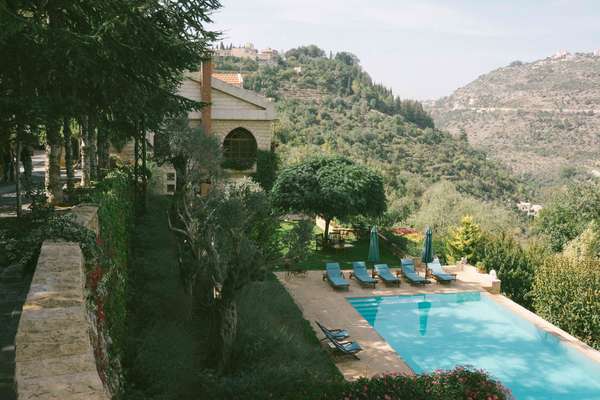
(348, 292, 600, 400)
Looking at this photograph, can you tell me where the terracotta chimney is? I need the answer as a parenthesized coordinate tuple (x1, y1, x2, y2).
(201, 59, 212, 135)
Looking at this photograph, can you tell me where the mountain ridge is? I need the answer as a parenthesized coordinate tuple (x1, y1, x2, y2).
(428, 52, 600, 185)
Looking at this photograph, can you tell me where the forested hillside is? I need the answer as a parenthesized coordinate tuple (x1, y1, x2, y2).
(216, 45, 526, 221)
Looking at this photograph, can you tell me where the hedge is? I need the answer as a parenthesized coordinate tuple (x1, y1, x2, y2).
(532, 255, 600, 350)
(89, 167, 136, 394)
(327, 367, 512, 400)
(200, 367, 513, 400)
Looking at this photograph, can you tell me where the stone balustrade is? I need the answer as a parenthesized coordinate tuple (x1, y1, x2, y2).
(446, 264, 502, 294)
(14, 205, 108, 400)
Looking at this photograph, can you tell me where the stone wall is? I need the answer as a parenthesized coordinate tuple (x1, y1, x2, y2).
(14, 206, 109, 400)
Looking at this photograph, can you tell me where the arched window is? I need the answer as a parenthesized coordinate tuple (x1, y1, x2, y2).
(223, 128, 257, 164)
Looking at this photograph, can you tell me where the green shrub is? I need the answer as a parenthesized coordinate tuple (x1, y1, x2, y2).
(562, 221, 600, 260)
(0, 211, 99, 273)
(326, 367, 512, 400)
(476, 234, 535, 309)
(221, 158, 256, 171)
(90, 167, 136, 393)
(535, 181, 600, 252)
(532, 256, 600, 350)
(252, 149, 280, 191)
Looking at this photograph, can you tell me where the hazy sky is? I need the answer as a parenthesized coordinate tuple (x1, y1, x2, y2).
(211, 0, 600, 100)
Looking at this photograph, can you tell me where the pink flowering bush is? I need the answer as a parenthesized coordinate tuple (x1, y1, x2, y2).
(328, 367, 513, 400)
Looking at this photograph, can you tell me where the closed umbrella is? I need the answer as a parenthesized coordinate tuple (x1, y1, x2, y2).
(368, 225, 381, 263)
(421, 227, 434, 278)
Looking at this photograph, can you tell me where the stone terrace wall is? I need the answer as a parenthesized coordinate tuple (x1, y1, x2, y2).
(14, 206, 109, 400)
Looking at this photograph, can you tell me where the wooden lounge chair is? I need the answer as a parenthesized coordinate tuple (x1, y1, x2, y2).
(374, 264, 401, 286)
(327, 339, 362, 359)
(318, 321, 362, 359)
(315, 321, 349, 342)
(323, 262, 350, 290)
(427, 261, 456, 283)
(350, 261, 377, 288)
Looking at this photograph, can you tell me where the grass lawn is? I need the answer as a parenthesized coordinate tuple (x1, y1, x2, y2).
(277, 221, 402, 271)
(124, 196, 342, 400)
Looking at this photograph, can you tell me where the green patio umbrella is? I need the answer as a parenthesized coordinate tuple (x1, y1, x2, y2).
(421, 226, 434, 278)
(368, 225, 381, 263)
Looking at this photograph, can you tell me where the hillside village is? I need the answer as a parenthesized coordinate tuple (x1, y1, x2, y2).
(215, 42, 280, 64)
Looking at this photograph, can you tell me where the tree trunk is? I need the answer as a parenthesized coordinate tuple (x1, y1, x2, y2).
(45, 121, 63, 204)
(15, 137, 21, 217)
(324, 217, 331, 246)
(97, 124, 110, 179)
(20, 144, 32, 195)
(206, 298, 238, 373)
(89, 114, 98, 182)
(8, 148, 15, 182)
(81, 117, 91, 186)
(63, 118, 74, 191)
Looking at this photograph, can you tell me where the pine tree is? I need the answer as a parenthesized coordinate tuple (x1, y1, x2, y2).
(447, 215, 483, 263)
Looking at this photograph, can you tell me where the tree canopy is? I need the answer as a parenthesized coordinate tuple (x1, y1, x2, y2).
(1, 0, 220, 202)
(272, 156, 386, 238)
(535, 181, 600, 251)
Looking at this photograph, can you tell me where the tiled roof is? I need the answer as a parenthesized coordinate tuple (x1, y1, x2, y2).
(212, 72, 243, 87)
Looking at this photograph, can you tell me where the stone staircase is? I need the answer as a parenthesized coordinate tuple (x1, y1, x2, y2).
(0, 264, 31, 400)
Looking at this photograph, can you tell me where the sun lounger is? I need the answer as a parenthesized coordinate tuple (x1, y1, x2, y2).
(351, 261, 377, 288)
(315, 321, 350, 341)
(427, 261, 456, 283)
(374, 264, 401, 286)
(400, 262, 427, 285)
(323, 262, 350, 290)
(317, 321, 362, 359)
(327, 339, 362, 359)
(401, 258, 417, 272)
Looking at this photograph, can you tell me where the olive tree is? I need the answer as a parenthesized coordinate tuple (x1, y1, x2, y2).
(169, 178, 279, 372)
(271, 155, 386, 241)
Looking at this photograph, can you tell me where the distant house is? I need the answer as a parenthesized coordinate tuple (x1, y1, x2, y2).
(517, 201, 531, 213)
(257, 48, 279, 64)
(517, 201, 543, 217)
(529, 204, 543, 216)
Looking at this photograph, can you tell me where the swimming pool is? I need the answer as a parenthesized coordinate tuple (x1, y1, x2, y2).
(348, 292, 600, 400)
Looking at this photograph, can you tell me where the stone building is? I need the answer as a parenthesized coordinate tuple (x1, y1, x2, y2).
(178, 61, 277, 176)
(111, 61, 276, 194)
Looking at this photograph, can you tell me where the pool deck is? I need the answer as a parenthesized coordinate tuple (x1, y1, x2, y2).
(275, 267, 488, 380)
(276, 267, 600, 381)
